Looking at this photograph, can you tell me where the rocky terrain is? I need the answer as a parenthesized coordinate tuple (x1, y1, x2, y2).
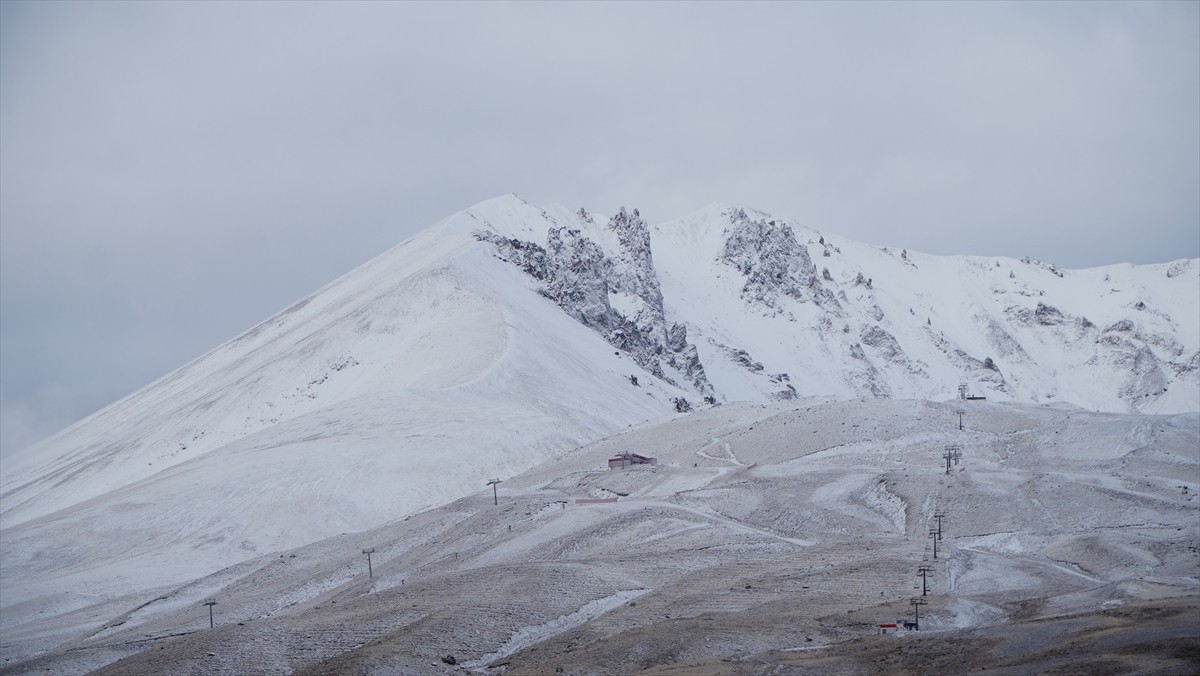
(475, 198, 1198, 414)
(3, 399, 1196, 674)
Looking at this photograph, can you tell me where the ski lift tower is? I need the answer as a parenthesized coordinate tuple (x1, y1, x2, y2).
(362, 548, 377, 578)
(943, 445, 961, 474)
(918, 565, 934, 596)
(204, 599, 217, 628)
(910, 597, 927, 630)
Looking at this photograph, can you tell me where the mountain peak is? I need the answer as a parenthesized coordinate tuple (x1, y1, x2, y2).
(2, 195, 1195, 618)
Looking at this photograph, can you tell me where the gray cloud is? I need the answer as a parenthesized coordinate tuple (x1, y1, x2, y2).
(2, 1, 1197, 456)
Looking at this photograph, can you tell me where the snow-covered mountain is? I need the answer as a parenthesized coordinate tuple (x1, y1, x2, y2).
(2, 194, 1196, 627)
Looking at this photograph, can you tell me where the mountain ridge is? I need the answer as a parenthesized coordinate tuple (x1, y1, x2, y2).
(471, 194, 1197, 411)
(1, 193, 1195, 609)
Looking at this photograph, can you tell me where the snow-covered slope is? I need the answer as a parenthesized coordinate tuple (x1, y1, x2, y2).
(1, 194, 1196, 630)
(3, 399, 1196, 674)
(0, 197, 696, 600)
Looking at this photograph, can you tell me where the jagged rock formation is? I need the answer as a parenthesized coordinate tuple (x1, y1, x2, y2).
(719, 208, 837, 311)
(473, 198, 1196, 414)
(476, 207, 711, 395)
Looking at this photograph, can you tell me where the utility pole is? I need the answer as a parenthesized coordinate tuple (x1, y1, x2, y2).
(204, 599, 217, 628)
(955, 409, 965, 431)
(958, 382, 968, 400)
(910, 597, 927, 630)
(917, 565, 934, 596)
(362, 548, 376, 579)
(929, 529, 940, 559)
(487, 478, 502, 505)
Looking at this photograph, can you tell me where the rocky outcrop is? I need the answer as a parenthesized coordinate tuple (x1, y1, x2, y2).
(975, 314, 1032, 361)
(474, 199, 1195, 413)
(476, 209, 712, 395)
(542, 226, 616, 329)
(860, 325, 904, 361)
(847, 341, 892, 398)
(607, 207, 663, 314)
(926, 327, 1009, 393)
(719, 209, 836, 310)
(1097, 320, 1191, 408)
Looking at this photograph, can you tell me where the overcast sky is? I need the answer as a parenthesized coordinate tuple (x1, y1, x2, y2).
(1, 1, 1197, 458)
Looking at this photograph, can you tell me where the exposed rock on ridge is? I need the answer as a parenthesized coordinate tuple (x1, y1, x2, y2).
(476, 208, 712, 395)
(720, 208, 837, 311)
(476, 199, 1197, 413)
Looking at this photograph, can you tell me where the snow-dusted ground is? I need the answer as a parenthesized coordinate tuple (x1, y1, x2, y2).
(2, 399, 1195, 674)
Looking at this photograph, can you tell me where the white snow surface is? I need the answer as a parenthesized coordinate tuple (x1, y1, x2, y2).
(0, 194, 1196, 656)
